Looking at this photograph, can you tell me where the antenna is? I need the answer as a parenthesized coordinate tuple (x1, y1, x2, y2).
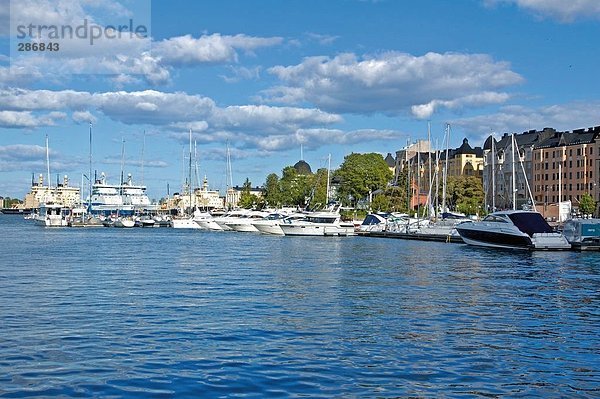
(300, 143, 304, 160)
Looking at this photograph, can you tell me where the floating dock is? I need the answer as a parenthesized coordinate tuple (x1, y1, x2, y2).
(359, 231, 464, 243)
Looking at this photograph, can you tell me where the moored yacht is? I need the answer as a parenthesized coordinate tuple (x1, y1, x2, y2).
(225, 210, 270, 232)
(280, 211, 356, 236)
(455, 210, 570, 250)
(34, 203, 69, 227)
(252, 213, 306, 235)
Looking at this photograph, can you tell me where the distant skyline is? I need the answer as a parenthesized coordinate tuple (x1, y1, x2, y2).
(1, 0, 600, 200)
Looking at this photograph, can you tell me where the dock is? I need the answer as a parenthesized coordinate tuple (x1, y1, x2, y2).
(359, 230, 464, 243)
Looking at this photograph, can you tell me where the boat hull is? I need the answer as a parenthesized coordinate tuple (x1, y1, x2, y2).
(455, 226, 532, 249)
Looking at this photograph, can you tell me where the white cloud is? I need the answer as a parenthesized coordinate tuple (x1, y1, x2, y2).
(264, 51, 523, 118)
(0, 110, 64, 128)
(153, 33, 283, 66)
(72, 110, 97, 124)
(451, 101, 600, 142)
(484, 0, 600, 22)
(0, 88, 343, 139)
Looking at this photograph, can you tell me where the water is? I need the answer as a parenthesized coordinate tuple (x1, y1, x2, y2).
(1, 215, 599, 398)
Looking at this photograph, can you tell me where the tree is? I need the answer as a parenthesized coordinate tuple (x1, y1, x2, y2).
(444, 175, 484, 215)
(238, 178, 258, 209)
(334, 153, 393, 207)
(263, 173, 281, 207)
(371, 186, 408, 212)
(579, 193, 596, 216)
(279, 166, 313, 207)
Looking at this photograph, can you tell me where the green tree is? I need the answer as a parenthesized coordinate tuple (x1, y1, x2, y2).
(334, 153, 393, 207)
(445, 175, 484, 215)
(308, 168, 329, 209)
(279, 166, 313, 207)
(263, 173, 282, 207)
(371, 186, 408, 213)
(579, 193, 596, 216)
(238, 178, 258, 209)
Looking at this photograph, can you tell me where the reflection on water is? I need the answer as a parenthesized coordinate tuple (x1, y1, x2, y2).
(0, 215, 599, 397)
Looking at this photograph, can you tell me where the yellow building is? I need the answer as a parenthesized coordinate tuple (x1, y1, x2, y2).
(23, 174, 81, 209)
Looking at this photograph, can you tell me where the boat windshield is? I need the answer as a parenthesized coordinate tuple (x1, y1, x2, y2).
(482, 214, 509, 223)
(507, 212, 553, 236)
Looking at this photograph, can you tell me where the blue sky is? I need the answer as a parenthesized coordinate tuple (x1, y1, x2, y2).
(1, 0, 600, 200)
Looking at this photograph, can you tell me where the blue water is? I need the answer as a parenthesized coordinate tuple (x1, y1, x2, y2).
(0, 215, 599, 398)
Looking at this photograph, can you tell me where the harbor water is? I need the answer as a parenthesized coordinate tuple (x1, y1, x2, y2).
(1, 215, 599, 398)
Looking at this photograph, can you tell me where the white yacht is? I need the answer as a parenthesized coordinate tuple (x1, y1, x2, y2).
(280, 211, 356, 236)
(171, 216, 202, 229)
(225, 211, 270, 232)
(213, 210, 250, 231)
(252, 213, 306, 235)
(455, 210, 570, 250)
(34, 203, 69, 227)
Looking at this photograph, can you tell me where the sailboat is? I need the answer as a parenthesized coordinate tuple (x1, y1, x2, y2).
(34, 135, 69, 227)
(171, 129, 202, 229)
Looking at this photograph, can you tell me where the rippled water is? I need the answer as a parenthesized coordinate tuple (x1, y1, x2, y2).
(1, 215, 599, 398)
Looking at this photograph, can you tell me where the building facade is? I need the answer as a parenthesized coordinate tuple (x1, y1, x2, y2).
(482, 126, 600, 217)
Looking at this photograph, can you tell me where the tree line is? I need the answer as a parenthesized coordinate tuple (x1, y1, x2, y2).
(237, 152, 493, 216)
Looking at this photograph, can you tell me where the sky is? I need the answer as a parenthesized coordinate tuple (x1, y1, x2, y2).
(1, 0, 600, 201)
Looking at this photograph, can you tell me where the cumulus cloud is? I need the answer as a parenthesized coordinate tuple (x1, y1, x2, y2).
(72, 110, 97, 124)
(0, 110, 64, 128)
(263, 51, 523, 118)
(484, 0, 600, 22)
(0, 88, 343, 140)
(153, 34, 283, 66)
(451, 101, 600, 143)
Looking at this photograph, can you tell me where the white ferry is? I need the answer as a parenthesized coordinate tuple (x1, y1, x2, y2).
(88, 172, 158, 216)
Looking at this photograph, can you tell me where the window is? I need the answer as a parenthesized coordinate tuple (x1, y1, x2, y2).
(577, 148, 581, 156)
(569, 172, 572, 179)
(570, 149, 573, 156)
(570, 161, 572, 168)
(545, 152, 548, 159)
(553, 151, 556, 158)
(591, 147, 594, 155)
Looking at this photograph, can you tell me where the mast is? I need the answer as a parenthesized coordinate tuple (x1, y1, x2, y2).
(141, 130, 145, 185)
(511, 133, 516, 210)
(326, 153, 331, 205)
(89, 123, 93, 209)
(189, 128, 193, 214)
(427, 121, 432, 219)
(45, 134, 50, 190)
(417, 140, 421, 217)
(491, 133, 495, 212)
(441, 124, 450, 214)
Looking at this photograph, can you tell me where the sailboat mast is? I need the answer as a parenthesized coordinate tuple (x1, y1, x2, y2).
(326, 153, 331, 205)
(427, 121, 432, 219)
(45, 134, 50, 190)
(189, 129, 193, 213)
(511, 133, 516, 210)
(491, 133, 495, 211)
(141, 130, 145, 185)
(442, 124, 450, 214)
(89, 123, 93, 208)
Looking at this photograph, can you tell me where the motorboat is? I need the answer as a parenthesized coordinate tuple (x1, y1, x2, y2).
(455, 210, 570, 250)
(280, 211, 356, 236)
(213, 210, 250, 231)
(252, 213, 306, 235)
(34, 203, 69, 227)
(562, 218, 600, 250)
(113, 216, 135, 228)
(225, 211, 269, 232)
(171, 216, 202, 229)
(358, 212, 390, 233)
